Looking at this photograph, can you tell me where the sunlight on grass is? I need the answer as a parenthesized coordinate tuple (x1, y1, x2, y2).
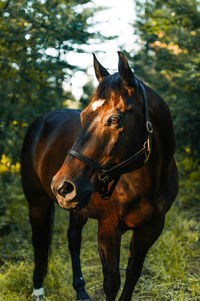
(0, 174, 200, 300)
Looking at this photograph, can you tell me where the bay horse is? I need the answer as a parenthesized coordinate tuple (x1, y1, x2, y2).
(21, 52, 178, 301)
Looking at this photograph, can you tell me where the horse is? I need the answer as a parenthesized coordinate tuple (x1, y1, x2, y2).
(21, 52, 178, 301)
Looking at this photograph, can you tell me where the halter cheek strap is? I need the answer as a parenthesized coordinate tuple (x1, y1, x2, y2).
(67, 81, 153, 200)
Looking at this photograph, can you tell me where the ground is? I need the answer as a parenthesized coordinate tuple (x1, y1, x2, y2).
(0, 173, 200, 301)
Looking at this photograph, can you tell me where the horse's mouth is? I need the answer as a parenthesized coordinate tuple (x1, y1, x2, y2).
(56, 197, 79, 210)
(56, 190, 92, 211)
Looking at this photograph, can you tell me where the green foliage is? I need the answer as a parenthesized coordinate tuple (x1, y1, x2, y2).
(0, 0, 97, 162)
(79, 79, 94, 108)
(133, 0, 200, 158)
(0, 173, 200, 300)
(177, 155, 200, 206)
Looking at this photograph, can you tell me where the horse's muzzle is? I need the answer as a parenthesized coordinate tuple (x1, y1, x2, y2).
(51, 177, 93, 210)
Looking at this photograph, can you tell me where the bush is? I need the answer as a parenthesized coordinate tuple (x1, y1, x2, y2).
(177, 155, 200, 206)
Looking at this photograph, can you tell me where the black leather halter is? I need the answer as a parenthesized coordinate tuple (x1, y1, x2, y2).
(67, 81, 153, 200)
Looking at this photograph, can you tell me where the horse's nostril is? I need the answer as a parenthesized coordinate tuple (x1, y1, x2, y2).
(58, 181, 75, 198)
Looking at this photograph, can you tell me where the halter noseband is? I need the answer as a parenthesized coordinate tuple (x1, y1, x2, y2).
(67, 81, 153, 200)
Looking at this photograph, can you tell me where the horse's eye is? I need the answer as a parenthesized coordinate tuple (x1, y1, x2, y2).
(110, 116, 119, 124)
(107, 115, 120, 126)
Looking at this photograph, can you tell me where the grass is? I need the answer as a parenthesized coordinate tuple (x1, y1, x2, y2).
(0, 173, 200, 300)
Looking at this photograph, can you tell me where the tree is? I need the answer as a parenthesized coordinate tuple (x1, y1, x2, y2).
(79, 78, 94, 108)
(0, 0, 98, 162)
(132, 0, 200, 158)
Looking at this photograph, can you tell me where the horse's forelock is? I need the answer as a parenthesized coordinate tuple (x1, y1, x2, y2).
(96, 73, 121, 99)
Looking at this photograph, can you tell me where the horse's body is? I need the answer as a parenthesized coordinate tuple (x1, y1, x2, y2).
(21, 110, 90, 300)
(21, 52, 178, 301)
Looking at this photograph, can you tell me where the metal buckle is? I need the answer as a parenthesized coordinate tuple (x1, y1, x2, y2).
(98, 170, 109, 183)
(146, 121, 153, 133)
(144, 149, 151, 165)
(144, 136, 151, 165)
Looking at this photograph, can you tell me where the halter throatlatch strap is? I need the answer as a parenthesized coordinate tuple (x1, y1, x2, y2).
(67, 81, 153, 200)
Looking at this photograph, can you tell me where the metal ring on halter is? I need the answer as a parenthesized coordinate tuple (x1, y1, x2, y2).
(98, 170, 109, 183)
(146, 121, 153, 133)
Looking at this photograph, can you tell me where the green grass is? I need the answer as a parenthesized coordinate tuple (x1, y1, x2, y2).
(0, 174, 200, 300)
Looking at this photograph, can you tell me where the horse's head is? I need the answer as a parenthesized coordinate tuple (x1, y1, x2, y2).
(51, 52, 152, 210)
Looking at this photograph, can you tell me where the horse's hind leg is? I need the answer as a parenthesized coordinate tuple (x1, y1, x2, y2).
(68, 211, 90, 301)
(119, 215, 165, 301)
(29, 195, 54, 300)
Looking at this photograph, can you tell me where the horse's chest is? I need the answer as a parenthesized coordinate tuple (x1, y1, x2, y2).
(113, 170, 154, 227)
(121, 198, 153, 228)
(115, 174, 153, 228)
(88, 175, 153, 228)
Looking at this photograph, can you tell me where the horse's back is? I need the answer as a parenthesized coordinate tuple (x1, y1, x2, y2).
(21, 109, 81, 199)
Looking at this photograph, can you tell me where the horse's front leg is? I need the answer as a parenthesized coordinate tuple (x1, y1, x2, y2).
(98, 219, 122, 301)
(68, 211, 90, 301)
(119, 215, 165, 301)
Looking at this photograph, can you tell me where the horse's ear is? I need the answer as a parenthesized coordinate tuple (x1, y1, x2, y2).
(93, 53, 110, 83)
(118, 51, 136, 87)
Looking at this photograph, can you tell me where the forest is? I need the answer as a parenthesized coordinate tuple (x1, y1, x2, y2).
(0, 0, 200, 300)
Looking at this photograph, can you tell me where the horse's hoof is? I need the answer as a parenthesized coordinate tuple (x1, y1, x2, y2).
(32, 287, 44, 301)
(34, 296, 43, 301)
(77, 288, 90, 300)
